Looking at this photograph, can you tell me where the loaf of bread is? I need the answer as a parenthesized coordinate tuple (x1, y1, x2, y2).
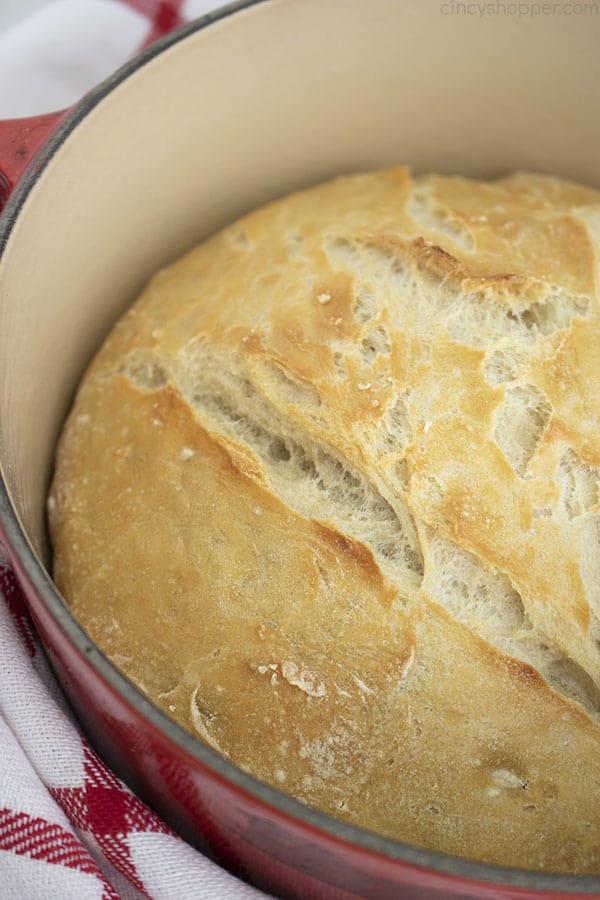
(48, 167, 600, 873)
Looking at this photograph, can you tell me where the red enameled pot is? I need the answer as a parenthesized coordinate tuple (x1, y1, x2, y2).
(1, 1, 600, 897)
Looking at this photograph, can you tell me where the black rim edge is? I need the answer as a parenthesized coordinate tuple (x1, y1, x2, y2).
(0, 1, 599, 893)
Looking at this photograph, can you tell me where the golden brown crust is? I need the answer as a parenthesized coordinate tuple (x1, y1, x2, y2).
(49, 167, 600, 872)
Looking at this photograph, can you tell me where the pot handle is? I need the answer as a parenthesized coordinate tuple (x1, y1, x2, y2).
(0, 0, 185, 213)
(0, 111, 67, 212)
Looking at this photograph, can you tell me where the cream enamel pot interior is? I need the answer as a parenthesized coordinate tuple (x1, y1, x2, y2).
(1, 1, 600, 897)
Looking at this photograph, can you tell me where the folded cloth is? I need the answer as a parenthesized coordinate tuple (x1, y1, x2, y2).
(0, 0, 226, 117)
(0, 2, 270, 896)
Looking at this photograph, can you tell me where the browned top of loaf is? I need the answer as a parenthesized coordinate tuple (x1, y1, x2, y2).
(49, 167, 600, 873)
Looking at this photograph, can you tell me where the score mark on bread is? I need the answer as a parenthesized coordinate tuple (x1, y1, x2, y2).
(49, 166, 600, 873)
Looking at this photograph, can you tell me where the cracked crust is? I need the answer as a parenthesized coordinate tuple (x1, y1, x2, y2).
(49, 167, 600, 873)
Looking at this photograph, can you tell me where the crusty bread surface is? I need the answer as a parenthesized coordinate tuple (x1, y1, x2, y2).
(48, 167, 600, 873)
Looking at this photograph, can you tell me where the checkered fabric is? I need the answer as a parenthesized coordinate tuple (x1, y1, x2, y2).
(0, 1, 270, 897)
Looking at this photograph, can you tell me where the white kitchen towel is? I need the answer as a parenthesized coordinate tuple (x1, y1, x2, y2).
(0, 2, 270, 897)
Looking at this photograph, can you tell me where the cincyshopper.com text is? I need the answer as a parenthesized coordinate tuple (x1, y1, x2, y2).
(440, 1, 599, 15)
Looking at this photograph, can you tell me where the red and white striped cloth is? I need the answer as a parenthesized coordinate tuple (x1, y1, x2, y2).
(0, 2, 270, 896)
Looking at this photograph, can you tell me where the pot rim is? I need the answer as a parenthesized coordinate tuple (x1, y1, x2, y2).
(1, 1, 599, 893)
